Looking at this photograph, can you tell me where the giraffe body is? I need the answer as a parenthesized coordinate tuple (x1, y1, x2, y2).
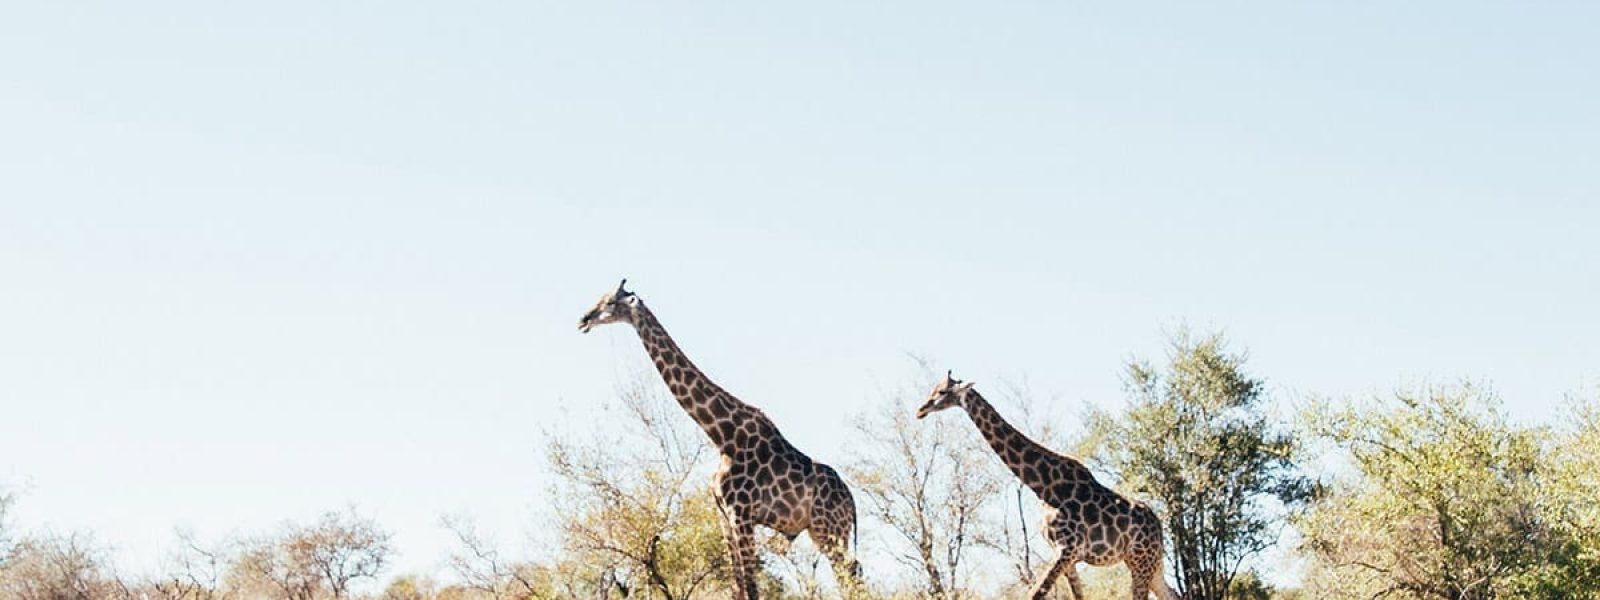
(580, 281, 859, 600)
(917, 372, 1179, 600)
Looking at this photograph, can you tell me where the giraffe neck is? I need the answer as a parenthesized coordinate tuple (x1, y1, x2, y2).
(960, 391, 1090, 498)
(629, 301, 746, 453)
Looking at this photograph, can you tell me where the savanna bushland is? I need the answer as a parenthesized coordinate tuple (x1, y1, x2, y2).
(3, 331, 1596, 599)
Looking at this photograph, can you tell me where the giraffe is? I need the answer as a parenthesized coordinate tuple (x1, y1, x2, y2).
(916, 372, 1181, 600)
(579, 279, 860, 599)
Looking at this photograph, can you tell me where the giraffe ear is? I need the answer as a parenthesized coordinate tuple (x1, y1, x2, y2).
(956, 381, 975, 392)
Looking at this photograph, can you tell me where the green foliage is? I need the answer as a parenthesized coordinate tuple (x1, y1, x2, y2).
(545, 379, 735, 599)
(1077, 563, 1132, 598)
(1298, 384, 1599, 599)
(1081, 330, 1308, 600)
(1225, 572, 1275, 600)
(516, 560, 611, 600)
(384, 574, 441, 600)
(562, 484, 730, 599)
(1534, 396, 1600, 593)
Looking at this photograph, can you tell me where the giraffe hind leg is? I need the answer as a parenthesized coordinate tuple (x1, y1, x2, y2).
(808, 465, 862, 586)
(808, 522, 860, 595)
(1128, 555, 1158, 600)
(1147, 554, 1182, 600)
(1065, 565, 1085, 600)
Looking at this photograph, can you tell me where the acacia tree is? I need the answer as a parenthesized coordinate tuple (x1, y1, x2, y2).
(1081, 331, 1308, 600)
(441, 515, 544, 600)
(1299, 385, 1584, 599)
(144, 529, 234, 600)
(301, 511, 390, 599)
(845, 379, 1002, 599)
(233, 510, 392, 600)
(0, 531, 114, 600)
(441, 515, 617, 600)
(544, 376, 729, 600)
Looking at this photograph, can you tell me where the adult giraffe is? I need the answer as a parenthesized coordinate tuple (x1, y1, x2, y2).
(917, 371, 1181, 600)
(578, 279, 859, 599)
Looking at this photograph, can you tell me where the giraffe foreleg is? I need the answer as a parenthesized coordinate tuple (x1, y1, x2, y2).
(1028, 550, 1072, 600)
(714, 495, 760, 600)
(730, 518, 761, 599)
(713, 502, 744, 600)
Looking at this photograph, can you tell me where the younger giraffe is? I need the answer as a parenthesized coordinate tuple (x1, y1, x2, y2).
(579, 280, 859, 599)
(917, 372, 1180, 600)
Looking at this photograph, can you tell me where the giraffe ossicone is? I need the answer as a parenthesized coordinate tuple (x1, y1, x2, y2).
(917, 372, 1182, 600)
(579, 280, 860, 600)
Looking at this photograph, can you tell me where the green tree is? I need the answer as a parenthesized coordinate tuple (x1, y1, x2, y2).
(544, 377, 732, 600)
(382, 574, 440, 600)
(1534, 395, 1600, 593)
(1081, 331, 1308, 600)
(1298, 384, 1574, 599)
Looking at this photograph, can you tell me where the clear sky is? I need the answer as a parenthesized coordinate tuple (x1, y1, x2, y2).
(2, 0, 1596, 584)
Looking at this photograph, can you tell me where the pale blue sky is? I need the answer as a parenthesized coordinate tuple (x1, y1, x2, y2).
(2, 0, 1596, 583)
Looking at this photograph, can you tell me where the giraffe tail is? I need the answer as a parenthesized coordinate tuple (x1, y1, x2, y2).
(1151, 555, 1181, 600)
(851, 500, 858, 555)
(849, 500, 862, 579)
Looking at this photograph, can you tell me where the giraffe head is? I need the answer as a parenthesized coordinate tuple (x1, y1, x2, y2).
(578, 278, 641, 333)
(916, 370, 975, 419)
